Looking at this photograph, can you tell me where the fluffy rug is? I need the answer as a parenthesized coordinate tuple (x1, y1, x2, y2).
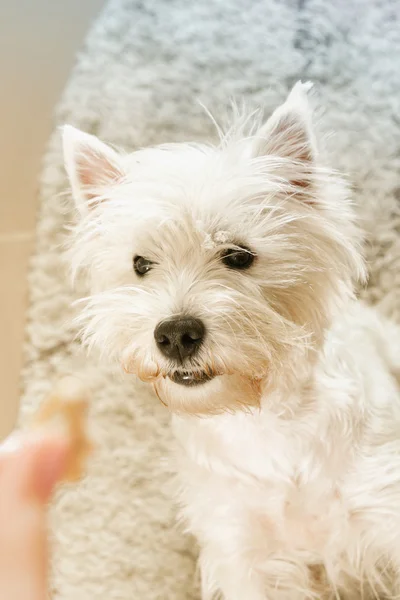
(20, 0, 400, 598)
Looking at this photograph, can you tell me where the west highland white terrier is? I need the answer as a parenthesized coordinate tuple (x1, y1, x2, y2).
(63, 83, 400, 600)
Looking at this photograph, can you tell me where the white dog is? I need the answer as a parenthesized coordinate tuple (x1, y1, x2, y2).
(63, 83, 400, 600)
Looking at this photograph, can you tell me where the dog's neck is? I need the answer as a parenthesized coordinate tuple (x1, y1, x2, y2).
(171, 314, 356, 486)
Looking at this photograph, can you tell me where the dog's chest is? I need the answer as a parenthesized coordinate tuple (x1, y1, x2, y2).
(259, 482, 345, 552)
(173, 411, 348, 554)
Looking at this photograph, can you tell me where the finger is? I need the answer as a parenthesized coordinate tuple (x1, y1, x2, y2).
(0, 495, 47, 600)
(0, 435, 69, 600)
(0, 433, 69, 502)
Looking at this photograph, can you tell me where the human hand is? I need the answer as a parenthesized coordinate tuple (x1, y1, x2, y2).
(0, 433, 69, 600)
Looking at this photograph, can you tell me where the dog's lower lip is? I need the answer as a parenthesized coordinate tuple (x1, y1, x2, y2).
(170, 371, 213, 387)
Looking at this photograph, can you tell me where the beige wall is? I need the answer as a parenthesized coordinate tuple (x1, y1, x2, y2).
(0, 0, 104, 439)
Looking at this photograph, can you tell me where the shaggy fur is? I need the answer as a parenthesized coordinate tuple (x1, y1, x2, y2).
(19, 1, 400, 598)
(63, 83, 400, 600)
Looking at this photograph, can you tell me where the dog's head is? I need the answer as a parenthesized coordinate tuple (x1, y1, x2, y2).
(63, 83, 365, 415)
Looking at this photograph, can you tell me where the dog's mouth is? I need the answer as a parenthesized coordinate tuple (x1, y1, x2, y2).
(169, 370, 214, 387)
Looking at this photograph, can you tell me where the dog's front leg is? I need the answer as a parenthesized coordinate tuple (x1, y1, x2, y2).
(200, 558, 266, 600)
(199, 549, 315, 600)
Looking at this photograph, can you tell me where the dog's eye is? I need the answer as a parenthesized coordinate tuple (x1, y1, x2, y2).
(222, 247, 255, 270)
(133, 255, 153, 276)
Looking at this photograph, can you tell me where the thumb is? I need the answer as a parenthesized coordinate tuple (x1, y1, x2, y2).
(0, 435, 69, 600)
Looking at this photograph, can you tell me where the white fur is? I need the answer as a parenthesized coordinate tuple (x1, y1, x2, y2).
(63, 83, 400, 600)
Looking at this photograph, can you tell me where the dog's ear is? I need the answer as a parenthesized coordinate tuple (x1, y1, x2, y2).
(254, 82, 316, 192)
(62, 125, 124, 215)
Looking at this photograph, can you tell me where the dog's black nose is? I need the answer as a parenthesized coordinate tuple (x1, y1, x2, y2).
(154, 316, 205, 361)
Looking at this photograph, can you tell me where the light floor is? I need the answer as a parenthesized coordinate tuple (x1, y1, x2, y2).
(0, 0, 105, 440)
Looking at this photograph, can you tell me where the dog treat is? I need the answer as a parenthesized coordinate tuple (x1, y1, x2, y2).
(32, 376, 93, 482)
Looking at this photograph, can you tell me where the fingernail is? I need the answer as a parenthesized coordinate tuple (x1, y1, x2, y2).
(0, 432, 23, 455)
